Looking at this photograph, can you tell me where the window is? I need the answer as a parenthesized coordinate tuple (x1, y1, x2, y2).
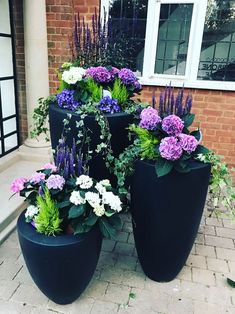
(101, 0, 235, 90)
(0, 0, 19, 157)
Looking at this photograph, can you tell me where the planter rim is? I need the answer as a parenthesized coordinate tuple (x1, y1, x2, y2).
(17, 211, 99, 247)
(49, 103, 132, 118)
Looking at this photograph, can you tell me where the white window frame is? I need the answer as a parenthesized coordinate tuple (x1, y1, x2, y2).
(101, 0, 235, 91)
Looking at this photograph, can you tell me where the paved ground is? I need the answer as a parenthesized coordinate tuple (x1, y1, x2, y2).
(1, 210, 235, 314)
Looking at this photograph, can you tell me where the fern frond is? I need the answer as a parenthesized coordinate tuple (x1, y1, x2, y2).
(109, 79, 128, 106)
(86, 78, 103, 102)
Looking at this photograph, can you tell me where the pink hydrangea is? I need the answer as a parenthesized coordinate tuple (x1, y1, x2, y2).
(47, 174, 65, 190)
(11, 177, 28, 193)
(179, 134, 198, 153)
(159, 136, 183, 161)
(30, 172, 46, 184)
(162, 115, 184, 136)
(43, 163, 57, 172)
(139, 107, 162, 130)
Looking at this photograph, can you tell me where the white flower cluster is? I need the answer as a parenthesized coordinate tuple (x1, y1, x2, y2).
(102, 191, 122, 213)
(76, 175, 93, 189)
(70, 191, 86, 206)
(25, 205, 39, 220)
(62, 67, 86, 84)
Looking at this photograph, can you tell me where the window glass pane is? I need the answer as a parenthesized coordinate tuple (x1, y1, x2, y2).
(155, 3, 193, 76)
(3, 118, 16, 135)
(108, 0, 148, 74)
(1, 80, 16, 118)
(197, 0, 235, 81)
(4, 133, 18, 152)
(0, 0, 10, 34)
(0, 37, 13, 77)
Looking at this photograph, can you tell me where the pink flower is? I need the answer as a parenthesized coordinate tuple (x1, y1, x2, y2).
(162, 115, 184, 136)
(43, 163, 57, 173)
(179, 134, 198, 153)
(11, 177, 28, 193)
(159, 136, 183, 161)
(47, 174, 65, 190)
(30, 172, 46, 184)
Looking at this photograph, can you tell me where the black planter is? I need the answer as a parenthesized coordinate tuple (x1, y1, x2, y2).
(130, 160, 211, 282)
(49, 103, 133, 185)
(17, 211, 102, 304)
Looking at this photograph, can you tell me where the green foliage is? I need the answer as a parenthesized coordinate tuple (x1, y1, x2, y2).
(109, 79, 129, 107)
(86, 78, 103, 102)
(197, 152, 235, 220)
(30, 96, 56, 142)
(181, 113, 195, 128)
(155, 158, 173, 177)
(35, 188, 63, 236)
(227, 278, 235, 288)
(129, 124, 159, 160)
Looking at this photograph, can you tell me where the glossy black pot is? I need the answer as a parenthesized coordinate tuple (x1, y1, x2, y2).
(130, 160, 211, 282)
(49, 104, 133, 186)
(17, 211, 102, 304)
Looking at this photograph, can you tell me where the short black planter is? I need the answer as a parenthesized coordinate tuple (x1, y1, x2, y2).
(130, 160, 211, 282)
(17, 211, 102, 304)
(49, 104, 133, 185)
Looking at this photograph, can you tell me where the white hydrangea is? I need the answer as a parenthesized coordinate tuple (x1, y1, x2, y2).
(93, 204, 105, 217)
(25, 205, 39, 219)
(95, 182, 106, 195)
(85, 191, 100, 208)
(70, 191, 86, 206)
(62, 67, 86, 84)
(76, 175, 93, 189)
(99, 179, 111, 187)
(102, 191, 122, 212)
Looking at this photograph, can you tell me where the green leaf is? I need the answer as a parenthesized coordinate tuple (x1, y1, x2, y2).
(227, 278, 235, 288)
(85, 214, 98, 226)
(182, 113, 195, 128)
(57, 200, 71, 209)
(129, 293, 136, 299)
(155, 159, 173, 177)
(72, 221, 91, 234)
(99, 218, 117, 239)
(68, 205, 85, 219)
(174, 162, 191, 173)
(196, 145, 210, 155)
(190, 129, 201, 141)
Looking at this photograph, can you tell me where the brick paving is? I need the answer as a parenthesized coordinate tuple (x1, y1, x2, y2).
(1, 212, 235, 314)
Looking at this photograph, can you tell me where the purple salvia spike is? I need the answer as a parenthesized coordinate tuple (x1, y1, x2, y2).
(70, 153, 75, 176)
(159, 92, 164, 117)
(170, 90, 174, 115)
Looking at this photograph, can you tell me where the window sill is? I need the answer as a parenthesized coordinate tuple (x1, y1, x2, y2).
(139, 77, 235, 92)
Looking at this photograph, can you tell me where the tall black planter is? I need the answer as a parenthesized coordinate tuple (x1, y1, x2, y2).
(130, 160, 211, 282)
(49, 104, 133, 185)
(17, 211, 102, 304)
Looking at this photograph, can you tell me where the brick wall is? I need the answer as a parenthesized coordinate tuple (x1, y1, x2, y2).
(141, 87, 235, 172)
(12, 0, 28, 143)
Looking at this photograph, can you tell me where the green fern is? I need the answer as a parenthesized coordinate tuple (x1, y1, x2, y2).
(130, 124, 159, 160)
(109, 79, 128, 106)
(86, 78, 103, 102)
(35, 188, 63, 236)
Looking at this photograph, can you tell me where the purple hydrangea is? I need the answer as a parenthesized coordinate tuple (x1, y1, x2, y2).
(139, 107, 162, 130)
(11, 177, 28, 193)
(56, 89, 80, 110)
(97, 96, 121, 114)
(159, 137, 183, 161)
(30, 172, 46, 184)
(86, 66, 111, 83)
(118, 68, 137, 85)
(110, 67, 119, 80)
(46, 174, 65, 190)
(179, 134, 198, 154)
(162, 115, 184, 136)
(134, 80, 142, 91)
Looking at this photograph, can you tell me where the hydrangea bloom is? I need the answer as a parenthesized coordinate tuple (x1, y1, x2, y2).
(86, 66, 111, 83)
(93, 204, 105, 217)
(179, 134, 198, 154)
(99, 179, 111, 187)
(110, 67, 119, 80)
(62, 67, 86, 84)
(85, 192, 100, 208)
(118, 68, 137, 85)
(11, 177, 27, 193)
(43, 163, 57, 173)
(95, 182, 106, 195)
(162, 115, 184, 136)
(76, 175, 93, 189)
(102, 191, 122, 212)
(70, 191, 86, 206)
(47, 174, 65, 190)
(97, 96, 121, 114)
(25, 205, 39, 220)
(134, 80, 142, 91)
(139, 107, 162, 130)
(159, 136, 183, 161)
(56, 89, 80, 111)
(30, 172, 46, 184)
